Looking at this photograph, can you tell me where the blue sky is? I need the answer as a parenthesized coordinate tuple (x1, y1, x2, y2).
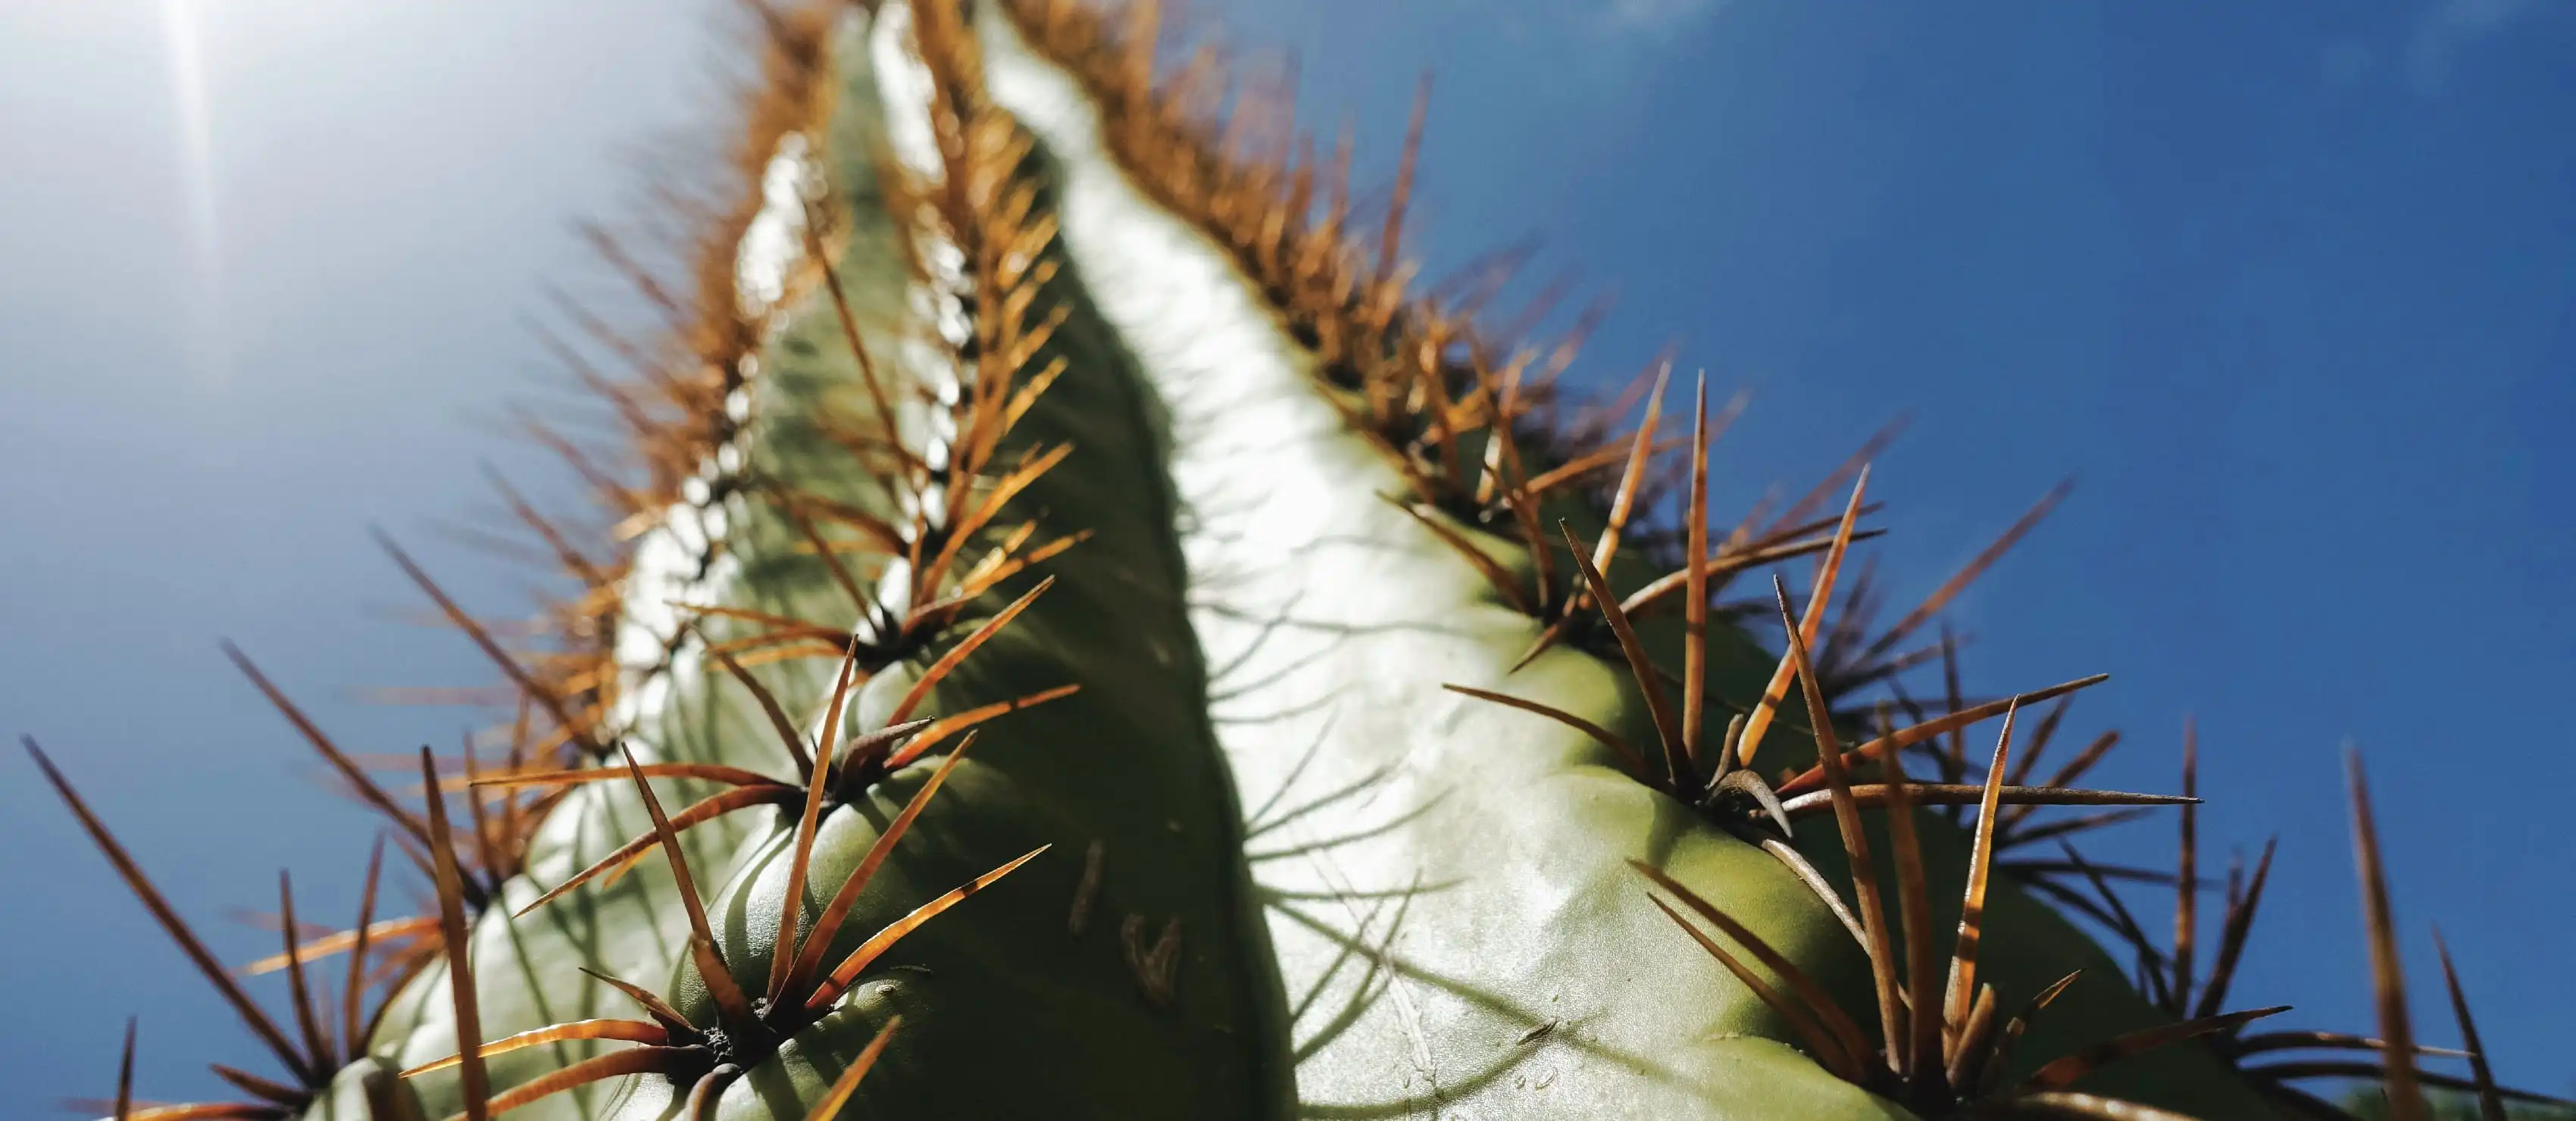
(1, 0, 2568, 1110)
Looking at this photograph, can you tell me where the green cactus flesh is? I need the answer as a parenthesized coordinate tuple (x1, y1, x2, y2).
(30, 2, 2547, 1121)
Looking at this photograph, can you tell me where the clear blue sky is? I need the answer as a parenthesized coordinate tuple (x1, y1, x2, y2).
(2, 0, 2568, 1111)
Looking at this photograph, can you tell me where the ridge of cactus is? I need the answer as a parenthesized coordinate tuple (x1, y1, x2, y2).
(22, 2, 2567, 1121)
(975, 6, 2263, 1116)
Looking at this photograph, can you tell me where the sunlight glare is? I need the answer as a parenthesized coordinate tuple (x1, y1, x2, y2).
(160, 0, 228, 384)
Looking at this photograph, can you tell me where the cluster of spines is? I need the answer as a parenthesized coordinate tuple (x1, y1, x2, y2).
(1620, 591, 2560, 1119)
(999, 2, 2568, 1118)
(30, 739, 399, 1121)
(994, 0, 2080, 746)
(394, 726, 1034, 1119)
(1633, 584, 2280, 1120)
(1849, 646, 2568, 1121)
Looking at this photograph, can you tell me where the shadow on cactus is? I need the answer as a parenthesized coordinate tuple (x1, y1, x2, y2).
(25, 1, 2574, 1119)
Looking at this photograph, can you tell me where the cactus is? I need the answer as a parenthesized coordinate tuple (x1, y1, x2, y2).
(26, 2, 2564, 1120)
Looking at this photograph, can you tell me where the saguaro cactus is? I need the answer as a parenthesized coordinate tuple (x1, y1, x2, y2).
(28, 2, 2561, 1120)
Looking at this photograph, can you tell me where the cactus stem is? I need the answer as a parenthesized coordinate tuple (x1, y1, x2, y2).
(77, 0, 2576, 1114)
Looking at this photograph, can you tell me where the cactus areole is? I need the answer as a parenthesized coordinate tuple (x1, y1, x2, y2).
(28, 3, 2561, 1121)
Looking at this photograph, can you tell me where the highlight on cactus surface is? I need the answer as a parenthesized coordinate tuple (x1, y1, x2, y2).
(21, 1, 2567, 1119)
